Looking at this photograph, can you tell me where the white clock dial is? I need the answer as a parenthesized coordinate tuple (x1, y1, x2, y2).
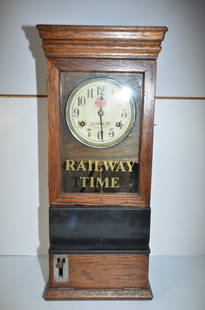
(65, 78, 135, 148)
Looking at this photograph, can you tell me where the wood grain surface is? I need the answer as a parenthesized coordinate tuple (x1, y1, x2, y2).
(37, 25, 167, 300)
(46, 58, 156, 206)
(37, 25, 167, 59)
(49, 254, 149, 289)
(37, 25, 167, 206)
(44, 285, 153, 300)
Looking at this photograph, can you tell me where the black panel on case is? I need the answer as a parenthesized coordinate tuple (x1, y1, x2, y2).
(49, 206, 150, 254)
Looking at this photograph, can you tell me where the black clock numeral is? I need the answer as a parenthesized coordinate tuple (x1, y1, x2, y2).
(78, 96, 86, 106)
(87, 128, 92, 137)
(73, 108, 79, 117)
(97, 130, 101, 140)
(116, 121, 124, 129)
(108, 128, 115, 137)
(97, 86, 105, 96)
(121, 111, 127, 119)
(87, 88, 94, 98)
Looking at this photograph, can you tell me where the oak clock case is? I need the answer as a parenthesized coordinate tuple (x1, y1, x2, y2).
(37, 25, 167, 300)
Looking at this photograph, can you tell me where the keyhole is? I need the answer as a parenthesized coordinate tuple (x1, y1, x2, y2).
(54, 255, 68, 282)
(56, 257, 65, 278)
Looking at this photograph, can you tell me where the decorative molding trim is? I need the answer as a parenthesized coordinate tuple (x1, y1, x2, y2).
(37, 25, 167, 59)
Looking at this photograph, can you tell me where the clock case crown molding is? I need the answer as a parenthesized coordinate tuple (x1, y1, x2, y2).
(37, 25, 168, 59)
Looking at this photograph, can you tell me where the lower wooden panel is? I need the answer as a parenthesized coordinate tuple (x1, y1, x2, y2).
(45, 253, 152, 299)
(50, 254, 149, 289)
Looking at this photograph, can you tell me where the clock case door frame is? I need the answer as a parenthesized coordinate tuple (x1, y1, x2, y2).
(48, 58, 156, 207)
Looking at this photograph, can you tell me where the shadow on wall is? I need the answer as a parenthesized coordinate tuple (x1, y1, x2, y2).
(22, 25, 49, 283)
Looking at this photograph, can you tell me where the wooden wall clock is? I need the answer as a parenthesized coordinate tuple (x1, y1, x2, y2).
(37, 25, 167, 300)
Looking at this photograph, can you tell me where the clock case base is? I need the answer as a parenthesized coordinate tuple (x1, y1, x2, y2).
(43, 284, 153, 300)
(45, 253, 152, 300)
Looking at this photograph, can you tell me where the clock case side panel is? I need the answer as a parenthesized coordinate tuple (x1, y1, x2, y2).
(139, 61, 156, 204)
(47, 60, 61, 203)
(47, 58, 156, 207)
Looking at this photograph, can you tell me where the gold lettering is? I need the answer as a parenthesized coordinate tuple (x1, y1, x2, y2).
(65, 159, 135, 174)
(111, 177, 120, 188)
(94, 161, 103, 172)
(90, 177, 95, 188)
(88, 160, 93, 171)
(76, 160, 87, 171)
(126, 161, 135, 172)
(103, 160, 118, 171)
(80, 176, 89, 187)
(96, 177, 109, 188)
(65, 160, 76, 171)
(115, 161, 126, 172)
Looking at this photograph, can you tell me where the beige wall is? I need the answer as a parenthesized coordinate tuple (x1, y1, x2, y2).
(0, 0, 205, 255)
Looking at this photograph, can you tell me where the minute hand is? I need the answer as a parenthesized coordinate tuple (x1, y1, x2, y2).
(98, 106, 104, 142)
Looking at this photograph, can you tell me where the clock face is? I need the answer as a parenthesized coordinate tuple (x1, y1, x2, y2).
(65, 78, 135, 148)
